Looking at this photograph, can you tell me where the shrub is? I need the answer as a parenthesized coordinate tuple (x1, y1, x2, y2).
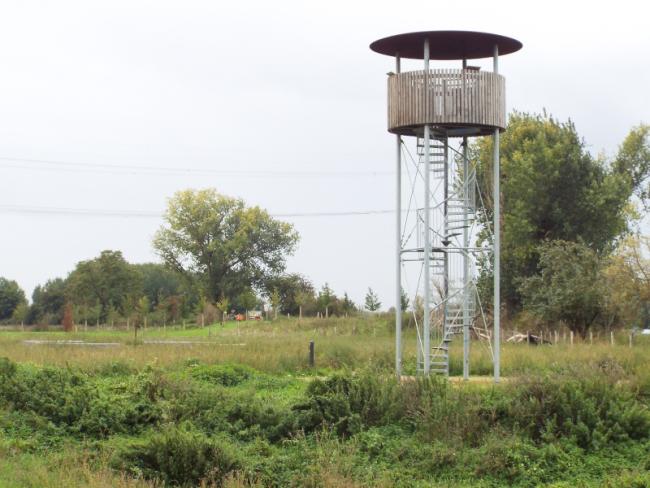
(473, 434, 575, 486)
(506, 373, 650, 450)
(292, 373, 403, 437)
(113, 425, 240, 487)
(0, 360, 164, 437)
(189, 364, 255, 387)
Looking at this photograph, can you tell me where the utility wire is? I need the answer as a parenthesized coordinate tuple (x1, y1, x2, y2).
(0, 156, 393, 178)
(0, 204, 395, 219)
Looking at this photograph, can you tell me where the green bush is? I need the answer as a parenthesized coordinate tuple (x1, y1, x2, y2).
(506, 374, 650, 450)
(291, 372, 404, 437)
(113, 425, 240, 487)
(189, 363, 255, 386)
(473, 434, 576, 486)
(0, 359, 164, 437)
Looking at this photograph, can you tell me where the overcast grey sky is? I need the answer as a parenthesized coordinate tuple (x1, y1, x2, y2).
(0, 0, 648, 307)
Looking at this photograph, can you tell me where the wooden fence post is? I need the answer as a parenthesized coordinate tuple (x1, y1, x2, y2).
(570, 331, 574, 346)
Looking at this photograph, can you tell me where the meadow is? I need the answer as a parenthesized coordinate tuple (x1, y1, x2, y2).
(1, 316, 649, 487)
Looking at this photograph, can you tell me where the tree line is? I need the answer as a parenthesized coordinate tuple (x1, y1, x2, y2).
(0, 189, 386, 326)
(0, 254, 386, 326)
(0, 112, 648, 336)
(472, 113, 650, 336)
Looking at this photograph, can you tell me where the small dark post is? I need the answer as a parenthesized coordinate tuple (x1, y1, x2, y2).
(308, 340, 315, 367)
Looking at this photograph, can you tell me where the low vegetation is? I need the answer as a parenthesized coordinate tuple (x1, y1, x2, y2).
(1, 317, 649, 487)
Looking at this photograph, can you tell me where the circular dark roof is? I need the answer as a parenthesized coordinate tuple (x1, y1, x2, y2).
(370, 31, 522, 60)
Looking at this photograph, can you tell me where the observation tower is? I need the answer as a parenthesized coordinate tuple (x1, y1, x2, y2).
(370, 31, 522, 380)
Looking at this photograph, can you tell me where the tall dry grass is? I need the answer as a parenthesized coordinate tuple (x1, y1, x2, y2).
(1, 316, 648, 377)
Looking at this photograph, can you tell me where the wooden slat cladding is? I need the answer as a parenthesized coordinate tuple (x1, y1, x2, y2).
(387, 69, 505, 134)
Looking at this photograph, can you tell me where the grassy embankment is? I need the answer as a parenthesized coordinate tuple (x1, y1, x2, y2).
(1, 316, 649, 487)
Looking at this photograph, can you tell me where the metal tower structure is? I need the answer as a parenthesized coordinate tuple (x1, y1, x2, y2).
(370, 31, 522, 380)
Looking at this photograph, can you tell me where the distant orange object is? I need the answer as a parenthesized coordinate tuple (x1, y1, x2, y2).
(235, 314, 245, 321)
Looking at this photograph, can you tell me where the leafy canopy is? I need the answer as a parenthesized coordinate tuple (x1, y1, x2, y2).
(518, 240, 605, 337)
(66, 250, 142, 321)
(153, 189, 299, 303)
(0, 277, 26, 321)
(473, 113, 649, 311)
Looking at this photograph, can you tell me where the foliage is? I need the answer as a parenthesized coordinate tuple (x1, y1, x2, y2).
(189, 363, 255, 387)
(613, 124, 650, 209)
(113, 425, 240, 487)
(603, 235, 650, 328)
(364, 288, 381, 312)
(133, 263, 183, 310)
(153, 189, 299, 304)
(66, 250, 142, 322)
(507, 373, 650, 450)
(519, 240, 606, 336)
(28, 278, 66, 325)
(341, 292, 357, 314)
(11, 302, 29, 325)
(263, 273, 315, 315)
(215, 296, 230, 324)
(316, 283, 336, 315)
(400, 287, 409, 312)
(0, 277, 26, 321)
(269, 288, 280, 319)
(473, 113, 648, 312)
(1, 337, 650, 488)
(136, 296, 150, 327)
(233, 288, 259, 314)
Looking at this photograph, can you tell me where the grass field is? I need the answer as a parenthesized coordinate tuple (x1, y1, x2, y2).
(1, 316, 650, 487)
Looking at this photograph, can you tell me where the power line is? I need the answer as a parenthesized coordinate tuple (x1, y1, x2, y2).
(0, 156, 393, 178)
(0, 204, 395, 219)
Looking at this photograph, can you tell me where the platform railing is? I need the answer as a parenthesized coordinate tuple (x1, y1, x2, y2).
(387, 69, 505, 133)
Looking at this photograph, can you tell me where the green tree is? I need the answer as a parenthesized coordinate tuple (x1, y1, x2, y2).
(364, 288, 381, 312)
(518, 240, 605, 337)
(66, 250, 142, 322)
(341, 292, 357, 314)
(473, 113, 649, 312)
(137, 296, 151, 327)
(0, 278, 26, 321)
(603, 235, 650, 327)
(316, 283, 336, 316)
(134, 263, 182, 309)
(295, 289, 314, 319)
(613, 124, 650, 209)
(215, 296, 230, 324)
(235, 288, 258, 315)
(264, 273, 315, 315)
(269, 288, 281, 319)
(400, 287, 410, 312)
(11, 302, 29, 325)
(28, 278, 66, 324)
(153, 189, 298, 305)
